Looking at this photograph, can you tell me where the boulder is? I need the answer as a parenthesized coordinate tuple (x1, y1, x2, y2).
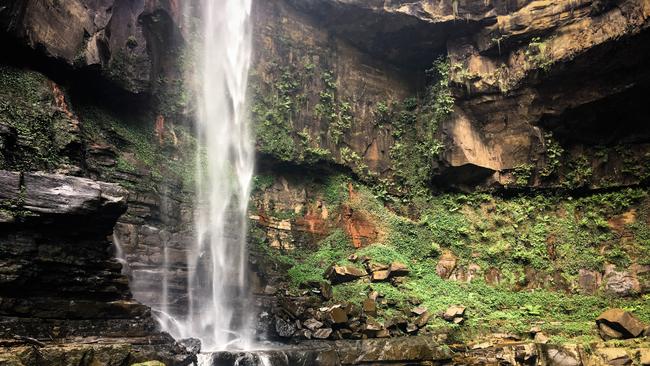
(596, 348, 632, 366)
(436, 251, 457, 279)
(326, 307, 348, 324)
(596, 309, 646, 339)
(542, 345, 581, 366)
(534, 332, 549, 344)
(364, 319, 384, 335)
(303, 318, 324, 331)
(178, 338, 201, 354)
(443, 305, 466, 322)
(320, 282, 333, 300)
(362, 298, 377, 316)
(313, 328, 333, 339)
(640, 349, 650, 366)
(415, 311, 431, 328)
(369, 263, 389, 272)
(389, 262, 410, 276)
(371, 270, 390, 282)
(275, 317, 296, 338)
(604, 270, 637, 297)
(598, 322, 625, 340)
(325, 264, 366, 284)
(411, 306, 428, 316)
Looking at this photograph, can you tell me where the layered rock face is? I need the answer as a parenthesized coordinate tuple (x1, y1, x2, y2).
(0, 171, 193, 365)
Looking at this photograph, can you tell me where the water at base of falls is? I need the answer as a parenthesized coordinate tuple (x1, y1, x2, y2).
(154, 0, 255, 352)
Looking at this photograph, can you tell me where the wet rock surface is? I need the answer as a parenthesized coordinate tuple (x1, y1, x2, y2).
(0, 170, 193, 364)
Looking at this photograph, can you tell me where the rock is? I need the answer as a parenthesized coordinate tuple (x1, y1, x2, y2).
(132, 362, 165, 366)
(369, 262, 389, 272)
(436, 251, 457, 279)
(334, 336, 452, 364)
(534, 332, 549, 344)
(369, 291, 379, 301)
(389, 262, 409, 276)
(371, 270, 390, 282)
(415, 311, 431, 328)
(326, 307, 348, 324)
(596, 309, 646, 339)
(411, 306, 428, 316)
(178, 338, 201, 354)
(443, 305, 466, 321)
(303, 318, 324, 331)
(313, 328, 333, 339)
(578, 269, 602, 294)
(275, 317, 296, 338)
(596, 348, 632, 366)
(406, 323, 418, 333)
(320, 282, 333, 300)
(362, 298, 377, 316)
(263, 285, 278, 295)
(598, 322, 625, 341)
(376, 329, 390, 338)
(0, 171, 21, 201)
(325, 264, 366, 284)
(364, 319, 384, 333)
(639, 349, 650, 365)
(604, 270, 637, 297)
(542, 346, 581, 366)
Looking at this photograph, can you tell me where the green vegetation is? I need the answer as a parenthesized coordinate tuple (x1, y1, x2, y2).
(254, 171, 650, 341)
(540, 132, 564, 177)
(563, 156, 593, 188)
(526, 37, 553, 72)
(512, 163, 535, 186)
(0, 65, 76, 171)
(79, 105, 198, 192)
(251, 66, 300, 161)
(388, 58, 452, 201)
(315, 71, 353, 145)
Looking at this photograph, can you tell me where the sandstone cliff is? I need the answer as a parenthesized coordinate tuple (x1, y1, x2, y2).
(0, 0, 649, 364)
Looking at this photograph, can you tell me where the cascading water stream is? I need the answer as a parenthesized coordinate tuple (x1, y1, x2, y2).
(156, 0, 255, 352)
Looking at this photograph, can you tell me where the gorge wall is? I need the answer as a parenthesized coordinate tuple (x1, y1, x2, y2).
(0, 0, 650, 365)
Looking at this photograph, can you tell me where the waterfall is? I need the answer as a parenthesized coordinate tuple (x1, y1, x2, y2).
(159, 0, 255, 352)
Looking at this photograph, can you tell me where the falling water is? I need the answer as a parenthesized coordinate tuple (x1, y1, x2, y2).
(158, 0, 255, 352)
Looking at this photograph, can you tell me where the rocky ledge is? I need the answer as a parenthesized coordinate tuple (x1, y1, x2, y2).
(0, 170, 194, 365)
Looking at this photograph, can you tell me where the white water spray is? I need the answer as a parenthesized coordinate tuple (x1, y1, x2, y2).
(158, 0, 255, 352)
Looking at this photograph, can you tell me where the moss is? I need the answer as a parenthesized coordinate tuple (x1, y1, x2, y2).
(79, 105, 197, 192)
(0, 65, 75, 171)
(106, 50, 149, 92)
(286, 229, 356, 287)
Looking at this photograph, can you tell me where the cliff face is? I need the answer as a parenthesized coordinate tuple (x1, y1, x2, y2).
(253, 0, 650, 190)
(0, 0, 650, 363)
